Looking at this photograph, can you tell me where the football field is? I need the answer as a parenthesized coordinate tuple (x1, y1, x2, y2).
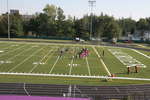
(0, 41, 149, 85)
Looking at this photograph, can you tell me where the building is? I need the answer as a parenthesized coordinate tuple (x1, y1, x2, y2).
(10, 9, 19, 15)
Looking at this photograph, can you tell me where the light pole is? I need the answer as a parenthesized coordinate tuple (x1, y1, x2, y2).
(89, 0, 96, 40)
(7, 0, 10, 40)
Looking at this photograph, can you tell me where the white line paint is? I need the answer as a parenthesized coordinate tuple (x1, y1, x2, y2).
(83, 46, 91, 76)
(43, 47, 57, 64)
(92, 46, 111, 76)
(0, 72, 150, 81)
(23, 83, 30, 96)
(0, 45, 12, 50)
(0, 45, 26, 57)
(108, 49, 146, 68)
(85, 57, 91, 76)
(49, 56, 60, 74)
(8, 48, 43, 72)
(29, 48, 53, 73)
(4, 46, 32, 61)
(132, 49, 150, 59)
(69, 57, 74, 75)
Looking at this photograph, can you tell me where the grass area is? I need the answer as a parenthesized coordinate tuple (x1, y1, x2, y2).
(96, 46, 150, 78)
(138, 50, 150, 56)
(0, 41, 149, 85)
(0, 75, 150, 86)
(0, 38, 73, 43)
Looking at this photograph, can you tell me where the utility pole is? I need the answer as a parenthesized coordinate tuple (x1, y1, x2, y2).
(7, 0, 10, 40)
(89, 0, 96, 40)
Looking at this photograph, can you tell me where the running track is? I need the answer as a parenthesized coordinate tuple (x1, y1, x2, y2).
(0, 83, 150, 100)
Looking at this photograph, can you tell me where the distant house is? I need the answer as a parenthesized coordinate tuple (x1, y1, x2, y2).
(22, 15, 35, 21)
(10, 9, 19, 15)
(120, 30, 150, 42)
(143, 31, 150, 41)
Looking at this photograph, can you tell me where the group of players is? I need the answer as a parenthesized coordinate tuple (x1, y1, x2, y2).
(59, 47, 89, 59)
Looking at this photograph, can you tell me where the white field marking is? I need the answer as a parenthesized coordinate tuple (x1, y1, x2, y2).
(0, 51, 4, 53)
(132, 49, 150, 59)
(0, 45, 26, 58)
(0, 61, 12, 64)
(69, 46, 77, 75)
(85, 57, 91, 76)
(83, 46, 91, 76)
(68, 64, 79, 67)
(0, 72, 150, 81)
(23, 83, 30, 96)
(33, 62, 45, 65)
(29, 48, 53, 73)
(69, 56, 74, 75)
(108, 49, 146, 68)
(43, 47, 58, 64)
(1, 46, 33, 63)
(8, 47, 44, 72)
(0, 44, 13, 50)
(0, 47, 31, 65)
(137, 44, 146, 48)
(49, 56, 60, 74)
(92, 46, 111, 76)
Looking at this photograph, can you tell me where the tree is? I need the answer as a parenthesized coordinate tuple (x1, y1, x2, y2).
(136, 18, 149, 40)
(0, 15, 8, 37)
(118, 18, 136, 36)
(43, 4, 57, 22)
(10, 13, 23, 36)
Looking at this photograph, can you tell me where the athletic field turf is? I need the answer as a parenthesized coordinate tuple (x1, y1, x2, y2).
(0, 41, 149, 85)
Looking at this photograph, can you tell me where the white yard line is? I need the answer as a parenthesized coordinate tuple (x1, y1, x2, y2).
(69, 57, 74, 75)
(85, 57, 91, 76)
(49, 56, 60, 74)
(23, 83, 30, 96)
(0, 72, 150, 81)
(5, 46, 33, 61)
(0, 45, 26, 57)
(132, 49, 150, 59)
(0, 45, 12, 50)
(83, 46, 91, 76)
(92, 46, 111, 76)
(43, 47, 57, 64)
(29, 48, 53, 73)
(8, 48, 43, 72)
(0, 46, 33, 65)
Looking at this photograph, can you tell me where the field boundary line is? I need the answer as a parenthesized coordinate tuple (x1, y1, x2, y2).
(29, 48, 53, 73)
(49, 56, 60, 74)
(86, 57, 91, 76)
(92, 46, 111, 76)
(132, 49, 150, 59)
(0, 72, 150, 81)
(8, 47, 44, 72)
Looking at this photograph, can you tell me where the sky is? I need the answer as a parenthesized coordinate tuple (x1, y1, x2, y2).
(0, 0, 150, 20)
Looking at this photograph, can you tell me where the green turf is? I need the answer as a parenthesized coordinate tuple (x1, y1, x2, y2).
(0, 75, 150, 86)
(138, 50, 150, 56)
(0, 41, 149, 85)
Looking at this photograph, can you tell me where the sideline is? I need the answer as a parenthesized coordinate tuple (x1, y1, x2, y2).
(92, 46, 111, 76)
(132, 49, 150, 59)
(0, 72, 150, 81)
